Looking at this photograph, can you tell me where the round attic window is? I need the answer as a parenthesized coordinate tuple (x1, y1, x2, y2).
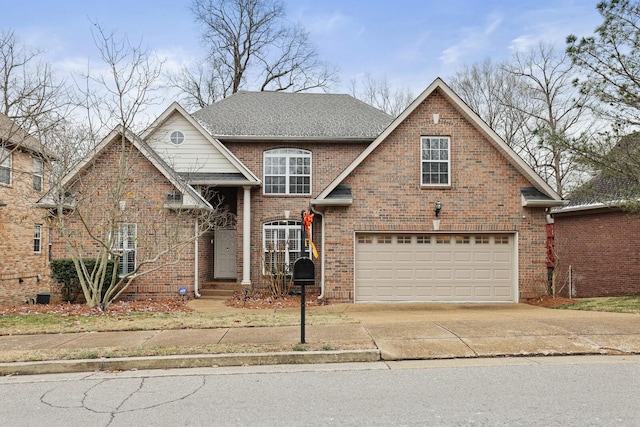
(170, 130, 185, 145)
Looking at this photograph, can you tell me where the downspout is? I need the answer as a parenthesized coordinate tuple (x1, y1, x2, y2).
(310, 205, 325, 300)
(194, 218, 201, 298)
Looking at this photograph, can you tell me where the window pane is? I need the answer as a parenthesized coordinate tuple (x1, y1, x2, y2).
(265, 176, 286, 194)
(0, 168, 9, 185)
(0, 149, 10, 185)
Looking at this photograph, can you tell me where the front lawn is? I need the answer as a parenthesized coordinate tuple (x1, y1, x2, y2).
(555, 296, 640, 314)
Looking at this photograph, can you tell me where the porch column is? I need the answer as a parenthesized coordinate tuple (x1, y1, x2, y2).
(241, 185, 252, 285)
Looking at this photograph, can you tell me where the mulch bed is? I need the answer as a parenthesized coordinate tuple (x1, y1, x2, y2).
(0, 293, 575, 315)
(0, 298, 193, 316)
(225, 290, 323, 309)
(524, 295, 579, 308)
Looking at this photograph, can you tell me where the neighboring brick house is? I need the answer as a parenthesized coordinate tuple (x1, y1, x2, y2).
(552, 171, 640, 298)
(45, 78, 565, 304)
(0, 113, 52, 306)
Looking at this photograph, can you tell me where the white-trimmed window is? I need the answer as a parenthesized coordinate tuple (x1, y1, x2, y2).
(33, 157, 43, 191)
(33, 224, 42, 253)
(264, 148, 311, 194)
(421, 136, 450, 185)
(115, 223, 137, 276)
(0, 148, 11, 185)
(263, 220, 306, 274)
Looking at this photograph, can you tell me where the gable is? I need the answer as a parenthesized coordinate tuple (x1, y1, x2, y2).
(37, 128, 210, 210)
(315, 78, 564, 207)
(146, 111, 242, 175)
(142, 103, 260, 186)
(332, 92, 533, 209)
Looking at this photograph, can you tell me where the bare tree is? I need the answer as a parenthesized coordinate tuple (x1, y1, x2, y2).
(49, 25, 231, 309)
(172, 0, 338, 108)
(349, 73, 413, 117)
(504, 42, 593, 197)
(0, 30, 71, 165)
(450, 59, 531, 148)
(450, 44, 593, 197)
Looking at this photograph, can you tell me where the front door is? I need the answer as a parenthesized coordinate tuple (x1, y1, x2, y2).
(214, 229, 237, 279)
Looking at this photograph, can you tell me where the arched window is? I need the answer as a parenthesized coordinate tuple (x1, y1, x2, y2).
(263, 148, 311, 194)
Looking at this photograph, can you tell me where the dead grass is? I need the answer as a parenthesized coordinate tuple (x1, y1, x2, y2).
(0, 342, 374, 364)
(0, 298, 352, 336)
(552, 296, 640, 314)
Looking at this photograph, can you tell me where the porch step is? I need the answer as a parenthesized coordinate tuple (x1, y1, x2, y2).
(198, 282, 245, 300)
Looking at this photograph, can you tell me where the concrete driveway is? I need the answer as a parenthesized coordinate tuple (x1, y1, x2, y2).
(333, 303, 640, 360)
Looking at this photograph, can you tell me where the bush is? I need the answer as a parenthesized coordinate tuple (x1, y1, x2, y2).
(50, 259, 115, 303)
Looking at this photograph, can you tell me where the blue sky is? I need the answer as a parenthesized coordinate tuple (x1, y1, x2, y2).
(4, 0, 603, 101)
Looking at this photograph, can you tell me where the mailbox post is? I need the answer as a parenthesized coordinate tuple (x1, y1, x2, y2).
(292, 257, 315, 343)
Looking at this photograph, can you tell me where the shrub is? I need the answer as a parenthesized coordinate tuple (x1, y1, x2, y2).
(50, 259, 115, 303)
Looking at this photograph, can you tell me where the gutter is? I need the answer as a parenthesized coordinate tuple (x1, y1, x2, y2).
(310, 205, 326, 300)
(194, 218, 201, 298)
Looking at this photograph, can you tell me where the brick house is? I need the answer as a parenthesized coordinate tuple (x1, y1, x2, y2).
(0, 113, 52, 306)
(552, 170, 640, 298)
(45, 78, 565, 304)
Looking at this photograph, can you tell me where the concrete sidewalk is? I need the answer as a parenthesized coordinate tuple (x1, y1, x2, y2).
(1, 301, 640, 375)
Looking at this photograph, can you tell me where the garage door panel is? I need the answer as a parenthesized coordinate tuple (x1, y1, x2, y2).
(494, 269, 512, 280)
(474, 252, 491, 262)
(454, 251, 472, 262)
(493, 252, 512, 263)
(435, 269, 453, 280)
(436, 286, 453, 297)
(454, 269, 472, 280)
(494, 286, 512, 297)
(415, 286, 433, 296)
(473, 286, 492, 297)
(375, 251, 394, 262)
(415, 252, 433, 262)
(396, 251, 415, 262)
(355, 233, 516, 302)
(474, 269, 492, 280)
(435, 252, 452, 262)
(455, 286, 472, 297)
(415, 268, 433, 279)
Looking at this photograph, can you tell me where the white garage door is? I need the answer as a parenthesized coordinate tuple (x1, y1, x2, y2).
(355, 233, 516, 302)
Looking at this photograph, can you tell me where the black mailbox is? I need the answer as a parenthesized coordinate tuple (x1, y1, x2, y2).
(293, 257, 315, 286)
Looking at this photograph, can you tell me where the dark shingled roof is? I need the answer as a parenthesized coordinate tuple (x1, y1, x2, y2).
(0, 112, 50, 157)
(325, 184, 352, 200)
(191, 91, 393, 140)
(564, 175, 637, 207)
(521, 187, 556, 202)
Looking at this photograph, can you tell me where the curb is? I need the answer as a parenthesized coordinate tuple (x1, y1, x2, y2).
(0, 349, 381, 376)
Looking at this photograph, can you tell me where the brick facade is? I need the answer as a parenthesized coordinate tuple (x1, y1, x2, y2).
(50, 136, 201, 302)
(228, 140, 366, 293)
(553, 209, 640, 297)
(39, 82, 556, 305)
(318, 90, 549, 301)
(227, 88, 550, 302)
(0, 147, 52, 306)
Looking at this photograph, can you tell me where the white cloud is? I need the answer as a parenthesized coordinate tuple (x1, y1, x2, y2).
(439, 14, 503, 65)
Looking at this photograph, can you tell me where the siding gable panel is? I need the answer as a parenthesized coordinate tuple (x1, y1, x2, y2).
(146, 113, 239, 174)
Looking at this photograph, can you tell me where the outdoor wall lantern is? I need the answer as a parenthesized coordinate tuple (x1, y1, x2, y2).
(434, 200, 442, 217)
